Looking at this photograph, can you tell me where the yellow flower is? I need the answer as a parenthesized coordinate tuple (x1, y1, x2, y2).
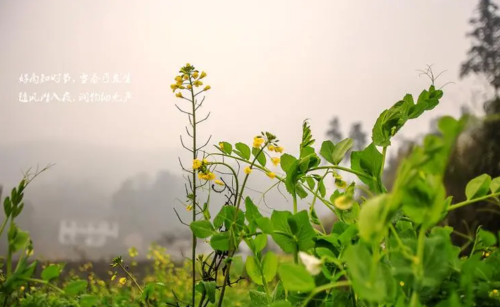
(193, 159, 202, 169)
(176, 92, 183, 98)
(206, 172, 216, 180)
(187, 84, 192, 89)
(170, 84, 178, 92)
(111, 274, 117, 281)
(400, 281, 405, 287)
(119, 277, 127, 285)
(268, 145, 275, 151)
(253, 136, 265, 148)
(202, 159, 209, 165)
(183, 74, 189, 80)
(176, 80, 183, 86)
(193, 71, 199, 79)
(275, 146, 284, 153)
(267, 172, 276, 179)
(175, 76, 183, 82)
(20, 286, 25, 291)
(334, 195, 353, 210)
(219, 142, 224, 149)
(200, 71, 207, 79)
(244, 166, 252, 174)
(198, 173, 207, 180)
(494, 289, 498, 295)
(271, 157, 280, 167)
(215, 179, 224, 186)
(204, 85, 211, 91)
(335, 180, 347, 189)
(128, 247, 138, 258)
(193, 80, 203, 87)
(186, 204, 193, 211)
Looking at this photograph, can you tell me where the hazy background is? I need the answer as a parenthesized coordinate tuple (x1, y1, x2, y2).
(0, 1, 491, 260)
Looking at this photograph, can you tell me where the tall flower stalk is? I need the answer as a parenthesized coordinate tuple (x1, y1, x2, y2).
(171, 64, 211, 306)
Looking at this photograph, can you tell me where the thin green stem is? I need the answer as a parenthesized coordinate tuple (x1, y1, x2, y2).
(21, 278, 65, 295)
(191, 85, 198, 307)
(447, 192, 500, 211)
(0, 218, 7, 239)
(118, 262, 143, 293)
(309, 166, 372, 181)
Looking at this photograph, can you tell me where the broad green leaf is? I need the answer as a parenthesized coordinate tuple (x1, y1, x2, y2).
(478, 229, 497, 247)
(320, 141, 335, 164)
(246, 256, 264, 285)
(245, 197, 262, 223)
(278, 263, 316, 292)
(331, 138, 354, 165)
(234, 142, 251, 160)
(465, 174, 491, 200)
(262, 251, 278, 282)
(254, 234, 268, 253)
(270, 301, 293, 307)
(196, 281, 217, 303)
(80, 295, 100, 307)
(271, 211, 295, 253)
(210, 232, 230, 251)
(219, 141, 233, 155)
(249, 290, 269, 307)
(358, 194, 392, 243)
(64, 280, 88, 295)
(41, 264, 63, 282)
(491, 177, 500, 193)
(190, 220, 215, 239)
(280, 154, 297, 173)
(8, 225, 29, 254)
(350, 143, 383, 193)
(256, 217, 274, 234)
(253, 147, 267, 167)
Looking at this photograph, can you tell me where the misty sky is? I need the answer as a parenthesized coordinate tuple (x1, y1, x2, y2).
(0, 1, 492, 193)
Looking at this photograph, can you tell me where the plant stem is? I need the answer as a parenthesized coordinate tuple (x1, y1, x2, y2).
(309, 166, 372, 181)
(0, 218, 7, 239)
(118, 262, 143, 293)
(190, 76, 198, 307)
(22, 278, 66, 295)
(447, 192, 500, 211)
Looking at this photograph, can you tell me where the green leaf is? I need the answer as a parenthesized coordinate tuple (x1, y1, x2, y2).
(80, 295, 100, 307)
(254, 234, 268, 253)
(350, 143, 383, 193)
(3, 197, 11, 217)
(210, 232, 230, 251)
(466, 174, 492, 200)
(280, 154, 297, 173)
(270, 301, 293, 307)
(478, 229, 497, 247)
(249, 290, 269, 307)
(358, 194, 392, 243)
(262, 251, 278, 283)
(253, 147, 267, 167)
(331, 138, 354, 165)
(41, 264, 63, 282)
(245, 197, 262, 223)
(64, 280, 88, 295)
(278, 263, 316, 292)
(491, 176, 500, 193)
(219, 141, 233, 155)
(196, 281, 217, 303)
(246, 256, 264, 285)
(256, 217, 274, 234)
(234, 142, 251, 160)
(8, 225, 29, 254)
(190, 220, 215, 239)
(271, 210, 315, 254)
(320, 141, 335, 164)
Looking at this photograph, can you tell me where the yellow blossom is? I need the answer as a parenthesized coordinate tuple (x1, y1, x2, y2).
(200, 71, 207, 79)
(187, 84, 192, 89)
(128, 247, 138, 258)
(244, 166, 252, 174)
(335, 180, 347, 189)
(268, 145, 275, 151)
(494, 289, 498, 295)
(20, 286, 25, 291)
(111, 274, 117, 281)
(170, 84, 178, 92)
(204, 85, 211, 91)
(193, 159, 202, 169)
(275, 146, 284, 153)
(198, 173, 207, 180)
(186, 204, 193, 211)
(219, 142, 224, 150)
(193, 80, 203, 87)
(202, 159, 209, 165)
(253, 136, 265, 148)
(176, 92, 183, 98)
(267, 172, 276, 179)
(193, 71, 199, 79)
(183, 74, 189, 80)
(400, 281, 405, 287)
(176, 80, 183, 86)
(206, 172, 216, 180)
(175, 76, 183, 82)
(119, 277, 127, 285)
(271, 157, 280, 167)
(334, 195, 353, 210)
(215, 179, 224, 186)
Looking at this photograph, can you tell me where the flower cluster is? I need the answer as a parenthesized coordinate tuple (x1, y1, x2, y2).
(193, 158, 224, 185)
(171, 63, 210, 99)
